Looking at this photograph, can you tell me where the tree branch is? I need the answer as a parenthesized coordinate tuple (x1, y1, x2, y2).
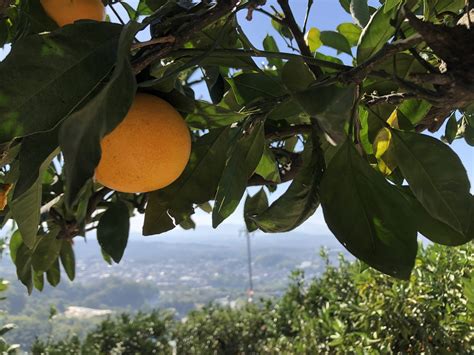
(132, 0, 239, 74)
(276, 0, 323, 77)
(339, 34, 424, 84)
(363, 92, 417, 106)
(265, 124, 312, 140)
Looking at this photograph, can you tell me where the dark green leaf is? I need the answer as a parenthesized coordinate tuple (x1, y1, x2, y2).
(320, 31, 353, 56)
(244, 189, 268, 232)
(392, 130, 471, 233)
(397, 99, 431, 125)
(46, 258, 60, 287)
(253, 134, 322, 233)
(350, 0, 370, 27)
(320, 140, 417, 279)
(13, 129, 58, 200)
(97, 200, 130, 263)
(60, 22, 141, 207)
(281, 58, 315, 92)
(202, 66, 225, 104)
(339, 0, 351, 13)
(0, 22, 123, 144)
(444, 113, 457, 144)
(15, 243, 33, 293)
(400, 187, 473, 245)
(213, 122, 265, 228)
(228, 73, 286, 105)
(10, 151, 55, 248)
(60, 240, 76, 281)
(294, 84, 355, 144)
(357, 6, 395, 63)
(31, 226, 61, 272)
(144, 128, 236, 235)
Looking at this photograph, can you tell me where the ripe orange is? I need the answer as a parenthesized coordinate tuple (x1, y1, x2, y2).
(95, 93, 191, 193)
(40, 0, 106, 27)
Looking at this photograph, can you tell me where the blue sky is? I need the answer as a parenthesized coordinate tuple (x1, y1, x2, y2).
(0, 1, 472, 236)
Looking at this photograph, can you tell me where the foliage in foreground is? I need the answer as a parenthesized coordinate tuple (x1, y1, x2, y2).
(31, 243, 474, 354)
(0, 0, 473, 291)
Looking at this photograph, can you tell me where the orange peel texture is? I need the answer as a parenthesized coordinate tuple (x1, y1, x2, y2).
(40, 0, 106, 27)
(95, 93, 192, 193)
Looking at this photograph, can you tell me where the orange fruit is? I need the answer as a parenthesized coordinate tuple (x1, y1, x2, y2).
(40, 0, 106, 27)
(95, 93, 191, 193)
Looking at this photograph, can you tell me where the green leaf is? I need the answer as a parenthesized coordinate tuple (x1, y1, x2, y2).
(350, 0, 370, 27)
(384, 0, 403, 13)
(60, 241, 76, 281)
(244, 189, 268, 233)
(185, 101, 245, 129)
(321, 141, 418, 279)
(33, 271, 44, 292)
(60, 22, 141, 207)
(31, 226, 61, 272)
(444, 113, 458, 144)
(254, 146, 281, 184)
(15, 243, 33, 293)
(397, 99, 431, 125)
(391, 130, 471, 233)
(339, 0, 351, 13)
(281, 58, 316, 92)
(212, 122, 265, 228)
(228, 73, 287, 105)
(9, 229, 23, 264)
(144, 128, 236, 235)
(337, 23, 362, 47)
(97, 200, 130, 263)
(357, 6, 395, 64)
(46, 258, 60, 287)
(400, 187, 473, 245)
(253, 133, 323, 233)
(263, 35, 283, 68)
(294, 84, 355, 144)
(271, 18, 293, 39)
(101, 248, 113, 265)
(10, 151, 56, 248)
(0, 324, 16, 336)
(320, 31, 353, 56)
(0, 22, 123, 144)
(13, 129, 58, 200)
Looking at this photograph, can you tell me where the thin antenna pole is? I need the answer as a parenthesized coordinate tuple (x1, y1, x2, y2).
(245, 229, 254, 303)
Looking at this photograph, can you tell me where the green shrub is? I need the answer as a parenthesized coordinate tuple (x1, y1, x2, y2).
(31, 243, 474, 354)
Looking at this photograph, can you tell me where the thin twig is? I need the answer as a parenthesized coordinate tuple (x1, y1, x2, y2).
(109, 2, 125, 25)
(277, 0, 323, 77)
(255, 8, 285, 25)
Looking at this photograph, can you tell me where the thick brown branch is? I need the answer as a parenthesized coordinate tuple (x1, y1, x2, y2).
(339, 34, 424, 84)
(0, 0, 12, 15)
(276, 0, 323, 77)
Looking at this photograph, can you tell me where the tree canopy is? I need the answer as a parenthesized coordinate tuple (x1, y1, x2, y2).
(0, 0, 473, 292)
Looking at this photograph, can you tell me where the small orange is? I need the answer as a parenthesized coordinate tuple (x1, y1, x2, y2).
(40, 0, 106, 27)
(95, 93, 191, 193)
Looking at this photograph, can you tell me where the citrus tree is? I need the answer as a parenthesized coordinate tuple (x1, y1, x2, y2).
(0, 0, 473, 292)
